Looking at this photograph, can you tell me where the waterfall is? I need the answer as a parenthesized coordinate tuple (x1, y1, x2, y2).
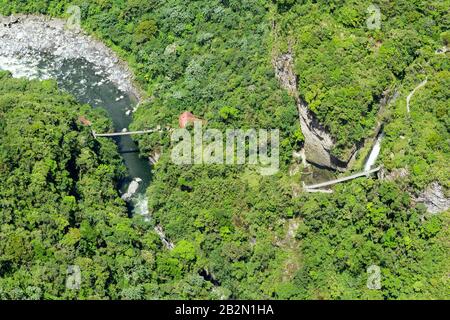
(364, 132, 384, 171)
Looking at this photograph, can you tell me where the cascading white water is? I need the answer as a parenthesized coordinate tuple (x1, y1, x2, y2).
(0, 15, 155, 219)
(0, 55, 151, 219)
(364, 132, 384, 171)
(0, 55, 52, 79)
(0, 55, 152, 218)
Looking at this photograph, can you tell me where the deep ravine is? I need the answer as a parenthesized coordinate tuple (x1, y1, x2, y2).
(0, 15, 152, 217)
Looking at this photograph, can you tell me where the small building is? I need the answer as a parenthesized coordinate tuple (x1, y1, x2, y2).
(78, 116, 92, 126)
(179, 111, 203, 128)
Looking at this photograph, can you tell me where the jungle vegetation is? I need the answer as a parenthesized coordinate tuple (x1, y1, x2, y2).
(0, 0, 448, 299)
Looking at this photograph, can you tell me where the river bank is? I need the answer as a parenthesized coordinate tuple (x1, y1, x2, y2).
(0, 14, 142, 100)
(0, 14, 152, 217)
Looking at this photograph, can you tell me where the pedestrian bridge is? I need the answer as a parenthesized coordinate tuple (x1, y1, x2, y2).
(92, 127, 171, 138)
(303, 166, 381, 192)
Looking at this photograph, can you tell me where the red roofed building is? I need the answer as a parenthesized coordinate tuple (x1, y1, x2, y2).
(78, 116, 92, 126)
(179, 111, 203, 128)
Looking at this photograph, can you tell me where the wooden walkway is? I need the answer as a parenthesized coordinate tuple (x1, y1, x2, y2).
(304, 166, 381, 191)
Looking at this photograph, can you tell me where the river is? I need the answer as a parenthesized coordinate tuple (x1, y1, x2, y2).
(0, 52, 152, 217)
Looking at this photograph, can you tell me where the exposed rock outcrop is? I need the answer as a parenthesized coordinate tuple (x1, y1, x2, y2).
(382, 167, 410, 181)
(121, 178, 141, 201)
(154, 225, 175, 250)
(273, 51, 400, 172)
(273, 53, 343, 170)
(379, 170, 448, 215)
(149, 150, 162, 165)
(415, 182, 450, 215)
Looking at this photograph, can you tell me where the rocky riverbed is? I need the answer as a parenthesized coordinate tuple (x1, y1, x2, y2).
(0, 14, 141, 99)
(0, 14, 154, 218)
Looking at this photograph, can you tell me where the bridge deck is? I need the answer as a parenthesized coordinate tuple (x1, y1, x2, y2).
(93, 128, 170, 138)
(304, 166, 381, 190)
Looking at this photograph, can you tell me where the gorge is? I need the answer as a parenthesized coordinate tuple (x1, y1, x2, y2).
(0, 14, 152, 216)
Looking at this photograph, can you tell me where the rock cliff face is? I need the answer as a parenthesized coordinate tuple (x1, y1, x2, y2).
(415, 182, 450, 215)
(273, 53, 346, 170)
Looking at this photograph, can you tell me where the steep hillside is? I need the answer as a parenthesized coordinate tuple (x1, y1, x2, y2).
(0, 72, 162, 299)
(0, 1, 448, 300)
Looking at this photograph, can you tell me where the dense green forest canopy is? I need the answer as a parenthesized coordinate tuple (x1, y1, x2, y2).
(0, 75, 446, 298)
(0, 72, 227, 299)
(0, 0, 449, 299)
(1, 0, 448, 159)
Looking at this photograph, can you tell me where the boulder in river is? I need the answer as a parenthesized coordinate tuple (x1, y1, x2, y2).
(121, 179, 140, 201)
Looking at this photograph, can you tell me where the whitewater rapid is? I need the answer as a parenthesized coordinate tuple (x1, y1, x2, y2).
(0, 16, 151, 218)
